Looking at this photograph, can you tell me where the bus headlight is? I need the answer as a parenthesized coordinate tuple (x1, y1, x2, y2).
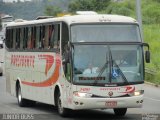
(73, 91, 93, 98)
(134, 91, 141, 96)
(130, 90, 144, 96)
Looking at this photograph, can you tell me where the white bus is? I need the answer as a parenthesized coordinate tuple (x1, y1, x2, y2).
(0, 15, 14, 76)
(0, 15, 14, 42)
(5, 12, 150, 117)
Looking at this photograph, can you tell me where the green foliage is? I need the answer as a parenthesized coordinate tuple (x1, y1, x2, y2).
(143, 24, 160, 84)
(44, 6, 62, 16)
(101, 1, 135, 17)
(68, 0, 111, 13)
(143, 24, 160, 69)
(142, 0, 160, 24)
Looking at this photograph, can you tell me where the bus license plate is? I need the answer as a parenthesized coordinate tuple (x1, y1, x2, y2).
(105, 101, 117, 107)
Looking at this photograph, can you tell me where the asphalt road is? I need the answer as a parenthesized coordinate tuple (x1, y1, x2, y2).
(0, 76, 160, 120)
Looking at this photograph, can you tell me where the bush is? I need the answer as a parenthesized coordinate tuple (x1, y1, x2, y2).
(142, 2, 160, 24)
(102, 1, 135, 17)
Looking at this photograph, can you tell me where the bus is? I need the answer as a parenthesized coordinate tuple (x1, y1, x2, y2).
(5, 12, 150, 117)
(0, 15, 14, 76)
(0, 15, 14, 42)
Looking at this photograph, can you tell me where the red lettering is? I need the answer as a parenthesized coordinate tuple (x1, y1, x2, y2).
(10, 55, 36, 68)
(80, 88, 91, 92)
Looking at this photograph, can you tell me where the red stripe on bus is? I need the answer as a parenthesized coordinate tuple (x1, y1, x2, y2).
(21, 58, 61, 87)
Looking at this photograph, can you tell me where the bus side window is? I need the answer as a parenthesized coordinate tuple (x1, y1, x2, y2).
(10, 29, 13, 48)
(27, 27, 32, 49)
(48, 25, 53, 49)
(30, 26, 36, 49)
(39, 26, 45, 49)
(50, 24, 60, 51)
(35, 26, 40, 49)
(43, 25, 49, 49)
(20, 28, 24, 49)
(12, 28, 16, 49)
(23, 27, 28, 49)
(62, 22, 69, 53)
(6, 29, 12, 48)
(61, 22, 70, 80)
(16, 28, 20, 49)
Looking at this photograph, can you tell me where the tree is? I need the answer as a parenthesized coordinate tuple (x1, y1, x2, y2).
(68, 0, 111, 13)
(44, 6, 62, 16)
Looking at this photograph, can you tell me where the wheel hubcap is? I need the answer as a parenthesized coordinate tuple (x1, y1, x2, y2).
(18, 88, 22, 103)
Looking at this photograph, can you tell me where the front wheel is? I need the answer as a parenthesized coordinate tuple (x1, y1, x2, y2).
(17, 84, 36, 107)
(113, 108, 127, 116)
(17, 84, 27, 107)
(56, 92, 69, 117)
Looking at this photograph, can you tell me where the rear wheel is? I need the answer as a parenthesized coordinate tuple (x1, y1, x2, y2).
(56, 92, 69, 117)
(114, 108, 127, 116)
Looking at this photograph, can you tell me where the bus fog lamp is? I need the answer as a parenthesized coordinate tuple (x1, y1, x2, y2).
(73, 91, 92, 98)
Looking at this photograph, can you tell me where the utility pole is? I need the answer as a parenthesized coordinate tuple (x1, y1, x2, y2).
(136, 0, 143, 41)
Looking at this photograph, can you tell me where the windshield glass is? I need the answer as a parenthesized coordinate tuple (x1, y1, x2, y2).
(73, 45, 143, 85)
(71, 24, 141, 42)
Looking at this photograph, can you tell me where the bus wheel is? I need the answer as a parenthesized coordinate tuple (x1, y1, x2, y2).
(17, 84, 28, 107)
(113, 108, 127, 116)
(0, 72, 2, 76)
(56, 92, 68, 117)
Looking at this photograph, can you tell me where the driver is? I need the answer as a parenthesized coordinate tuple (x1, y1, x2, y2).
(83, 63, 99, 74)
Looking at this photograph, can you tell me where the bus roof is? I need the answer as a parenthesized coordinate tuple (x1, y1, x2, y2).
(6, 14, 137, 28)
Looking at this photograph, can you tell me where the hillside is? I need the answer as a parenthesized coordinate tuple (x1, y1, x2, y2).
(0, 0, 71, 20)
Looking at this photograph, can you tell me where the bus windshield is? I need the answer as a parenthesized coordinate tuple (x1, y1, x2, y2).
(71, 24, 141, 42)
(73, 45, 143, 85)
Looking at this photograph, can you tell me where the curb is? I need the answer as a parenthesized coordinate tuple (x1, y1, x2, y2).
(145, 81, 160, 88)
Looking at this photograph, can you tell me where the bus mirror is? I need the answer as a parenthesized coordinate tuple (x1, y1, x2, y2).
(145, 51, 150, 63)
(142, 43, 150, 63)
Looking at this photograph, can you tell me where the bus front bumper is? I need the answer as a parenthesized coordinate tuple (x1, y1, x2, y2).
(71, 95, 143, 110)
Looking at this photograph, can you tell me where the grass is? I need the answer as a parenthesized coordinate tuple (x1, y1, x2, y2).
(143, 24, 160, 85)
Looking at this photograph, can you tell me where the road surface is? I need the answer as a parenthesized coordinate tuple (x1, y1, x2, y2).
(0, 76, 160, 120)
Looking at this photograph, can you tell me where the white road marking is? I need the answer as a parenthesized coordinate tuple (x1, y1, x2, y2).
(144, 97, 160, 102)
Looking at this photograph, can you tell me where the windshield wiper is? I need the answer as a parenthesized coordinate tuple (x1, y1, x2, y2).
(93, 45, 129, 86)
(92, 52, 109, 85)
(108, 45, 129, 84)
(98, 61, 109, 77)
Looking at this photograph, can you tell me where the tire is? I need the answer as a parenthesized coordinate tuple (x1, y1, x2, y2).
(56, 92, 69, 117)
(113, 108, 127, 116)
(0, 72, 2, 76)
(17, 84, 36, 107)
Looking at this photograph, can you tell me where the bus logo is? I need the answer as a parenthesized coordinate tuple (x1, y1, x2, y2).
(108, 91, 113, 97)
